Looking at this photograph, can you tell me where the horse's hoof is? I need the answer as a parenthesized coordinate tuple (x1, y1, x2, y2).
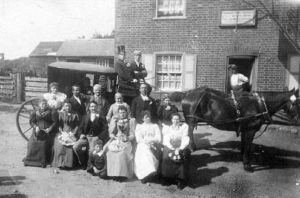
(243, 165, 254, 173)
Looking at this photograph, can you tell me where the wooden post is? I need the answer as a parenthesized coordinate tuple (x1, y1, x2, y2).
(16, 73, 24, 103)
(11, 73, 17, 103)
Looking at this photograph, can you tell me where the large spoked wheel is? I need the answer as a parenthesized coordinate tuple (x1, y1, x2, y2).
(16, 97, 43, 141)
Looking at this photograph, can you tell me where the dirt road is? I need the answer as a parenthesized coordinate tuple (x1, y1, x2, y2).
(1, 104, 300, 198)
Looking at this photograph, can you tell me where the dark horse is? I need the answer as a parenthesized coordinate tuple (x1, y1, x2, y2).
(170, 87, 299, 172)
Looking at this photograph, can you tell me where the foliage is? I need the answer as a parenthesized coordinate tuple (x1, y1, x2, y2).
(0, 57, 31, 74)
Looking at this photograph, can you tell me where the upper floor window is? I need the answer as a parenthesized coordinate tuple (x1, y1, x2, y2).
(287, 55, 300, 90)
(156, 0, 185, 18)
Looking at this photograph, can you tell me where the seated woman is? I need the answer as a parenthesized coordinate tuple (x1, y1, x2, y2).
(134, 110, 161, 184)
(106, 92, 130, 123)
(106, 105, 135, 181)
(52, 101, 79, 169)
(43, 82, 67, 110)
(23, 99, 58, 167)
(161, 113, 191, 190)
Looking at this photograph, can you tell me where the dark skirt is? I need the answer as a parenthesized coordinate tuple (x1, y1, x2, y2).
(23, 133, 50, 167)
(161, 146, 190, 182)
(51, 135, 74, 168)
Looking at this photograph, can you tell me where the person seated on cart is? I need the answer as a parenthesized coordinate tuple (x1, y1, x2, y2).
(89, 84, 110, 118)
(81, 77, 93, 96)
(106, 92, 131, 123)
(130, 50, 147, 84)
(73, 101, 109, 169)
(115, 46, 139, 105)
(52, 100, 80, 169)
(43, 82, 67, 110)
(69, 84, 89, 121)
(23, 99, 59, 167)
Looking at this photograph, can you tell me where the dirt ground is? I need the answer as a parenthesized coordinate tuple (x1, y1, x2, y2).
(1, 103, 300, 198)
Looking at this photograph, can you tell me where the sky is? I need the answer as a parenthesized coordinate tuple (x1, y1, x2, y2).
(0, 0, 115, 60)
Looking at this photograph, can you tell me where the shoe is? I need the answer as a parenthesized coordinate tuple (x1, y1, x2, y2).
(141, 179, 146, 184)
(243, 164, 253, 173)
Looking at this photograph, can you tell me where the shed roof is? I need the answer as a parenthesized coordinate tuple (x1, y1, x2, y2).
(30, 41, 63, 57)
(49, 62, 116, 74)
(56, 39, 115, 57)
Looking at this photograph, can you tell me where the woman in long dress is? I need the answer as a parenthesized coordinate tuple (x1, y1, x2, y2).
(134, 110, 161, 184)
(52, 101, 79, 169)
(106, 105, 135, 181)
(161, 113, 191, 189)
(23, 99, 58, 167)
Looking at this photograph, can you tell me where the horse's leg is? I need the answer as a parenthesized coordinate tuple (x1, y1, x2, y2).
(240, 131, 245, 159)
(242, 130, 256, 172)
(188, 124, 196, 152)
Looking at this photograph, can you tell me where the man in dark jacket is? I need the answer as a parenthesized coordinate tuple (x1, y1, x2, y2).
(131, 83, 157, 124)
(130, 50, 147, 84)
(69, 85, 88, 121)
(115, 46, 139, 105)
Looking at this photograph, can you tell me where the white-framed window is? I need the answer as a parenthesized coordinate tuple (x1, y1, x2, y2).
(156, 0, 186, 18)
(156, 55, 182, 91)
(143, 53, 196, 92)
(287, 55, 300, 90)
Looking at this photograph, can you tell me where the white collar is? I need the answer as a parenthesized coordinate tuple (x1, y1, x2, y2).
(140, 94, 149, 101)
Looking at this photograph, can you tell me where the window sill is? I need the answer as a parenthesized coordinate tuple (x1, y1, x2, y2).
(153, 16, 187, 20)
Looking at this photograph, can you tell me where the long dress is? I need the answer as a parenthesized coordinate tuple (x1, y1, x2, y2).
(134, 123, 161, 179)
(23, 108, 58, 167)
(52, 111, 79, 168)
(106, 117, 136, 178)
(161, 123, 190, 182)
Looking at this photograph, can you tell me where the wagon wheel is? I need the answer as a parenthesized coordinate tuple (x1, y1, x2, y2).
(16, 97, 43, 141)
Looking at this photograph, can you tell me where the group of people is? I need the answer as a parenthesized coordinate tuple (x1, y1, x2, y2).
(23, 80, 191, 189)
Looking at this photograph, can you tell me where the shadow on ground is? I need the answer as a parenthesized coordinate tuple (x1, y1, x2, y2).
(188, 139, 300, 188)
(0, 176, 26, 186)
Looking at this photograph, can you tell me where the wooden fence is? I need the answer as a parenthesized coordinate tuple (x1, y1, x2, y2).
(24, 77, 48, 100)
(0, 74, 15, 101)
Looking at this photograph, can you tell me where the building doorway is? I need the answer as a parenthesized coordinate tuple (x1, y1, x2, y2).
(225, 55, 257, 93)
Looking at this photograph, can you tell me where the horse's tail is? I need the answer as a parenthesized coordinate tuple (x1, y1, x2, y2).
(169, 91, 187, 102)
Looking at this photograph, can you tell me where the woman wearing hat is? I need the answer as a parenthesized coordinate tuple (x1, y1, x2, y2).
(229, 64, 249, 92)
(43, 82, 67, 110)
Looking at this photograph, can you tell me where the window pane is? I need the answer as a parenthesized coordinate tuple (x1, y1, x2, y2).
(157, 0, 184, 17)
(156, 54, 182, 90)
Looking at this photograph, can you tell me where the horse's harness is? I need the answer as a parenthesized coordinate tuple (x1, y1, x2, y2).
(186, 91, 271, 126)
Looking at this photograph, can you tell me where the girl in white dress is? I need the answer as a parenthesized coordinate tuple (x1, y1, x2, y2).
(43, 82, 67, 110)
(134, 110, 162, 184)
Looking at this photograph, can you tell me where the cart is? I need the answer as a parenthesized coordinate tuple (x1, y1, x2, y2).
(16, 62, 117, 141)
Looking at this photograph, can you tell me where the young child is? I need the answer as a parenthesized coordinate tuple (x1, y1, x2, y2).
(106, 92, 131, 123)
(157, 94, 178, 126)
(86, 139, 107, 179)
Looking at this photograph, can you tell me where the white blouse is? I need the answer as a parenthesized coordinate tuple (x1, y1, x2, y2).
(43, 92, 67, 109)
(135, 123, 161, 145)
(162, 123, 190, 150)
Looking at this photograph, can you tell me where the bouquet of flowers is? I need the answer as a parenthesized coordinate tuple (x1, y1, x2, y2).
(58, 131, 77, 146)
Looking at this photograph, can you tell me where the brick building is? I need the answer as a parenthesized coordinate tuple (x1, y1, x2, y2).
(115, 0, 300, 93)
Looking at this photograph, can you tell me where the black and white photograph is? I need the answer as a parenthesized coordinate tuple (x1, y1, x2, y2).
(1, 0, 300, 197)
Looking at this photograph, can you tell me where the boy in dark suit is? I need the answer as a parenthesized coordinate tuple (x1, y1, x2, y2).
(73, 101, 109, 168)
(87, 139, 107, 179)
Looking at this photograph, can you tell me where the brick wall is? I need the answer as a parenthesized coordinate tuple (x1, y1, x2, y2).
(115, 0, 299, 92)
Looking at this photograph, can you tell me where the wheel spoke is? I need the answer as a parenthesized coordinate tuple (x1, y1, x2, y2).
(23, 126, 33, 134)
(19, 114, 30, 119)
(19, 122, 30, 125)
(30, 101, 36, 111)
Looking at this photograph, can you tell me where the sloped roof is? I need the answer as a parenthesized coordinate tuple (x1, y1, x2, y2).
(56, 39, 114, 57)
(30, 41, 63, 57)
(49, 62, 116, 74)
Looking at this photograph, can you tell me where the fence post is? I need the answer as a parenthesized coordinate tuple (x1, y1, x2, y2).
(16, 73, 24, 103)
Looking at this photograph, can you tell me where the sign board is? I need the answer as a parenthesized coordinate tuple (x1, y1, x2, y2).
(220, 10, 256, 26)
